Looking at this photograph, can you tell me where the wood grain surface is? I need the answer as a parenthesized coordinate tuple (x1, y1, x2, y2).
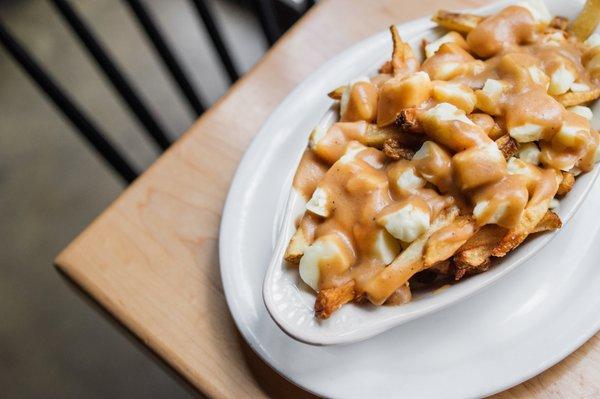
(55, 0, 600, 397)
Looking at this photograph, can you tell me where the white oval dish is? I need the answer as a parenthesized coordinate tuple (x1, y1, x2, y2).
(259, 4, 600, 345)
(220, 0, 600, 396)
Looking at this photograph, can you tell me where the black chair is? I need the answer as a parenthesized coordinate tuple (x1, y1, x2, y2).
(0, 0, 315, 183)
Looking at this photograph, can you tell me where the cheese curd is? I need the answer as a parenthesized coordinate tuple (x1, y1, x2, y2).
(377, 199, 431, 243)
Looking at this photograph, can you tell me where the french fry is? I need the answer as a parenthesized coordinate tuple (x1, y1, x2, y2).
(453, 224, 506, 279)
(394, 107, 423, 133)
(328, 85, 345, 100)
(284, 214, 316, 264)
(383, 137, 415, 160)
(491, 201, 552, 257)
(423, 216, 475, 267)
(571, 0, 600, 41)
(383, 283, 412, 305)
(530, 210, 562, 233)
(556, 89, 600, 106)
(550, 16, 569, 30)
(389, 25, 418, 77)
(453, 210, 561, 279)
(365, 207, 459, 305)
(557, 171, 575, 197)
(429, 259, 453, 276)
(315, 280, 356, 319)
(454, 257, 492, 280)
(495, 134, 519, 160)
(379, 60, 394, 74)
(432, 10, 484, 34)
(363, 125, 399, 147)
(364, 124, 424, 149)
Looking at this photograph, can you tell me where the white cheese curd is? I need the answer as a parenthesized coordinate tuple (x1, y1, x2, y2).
(473, 200, 509, 225)
(549, 198, 560, 209)
(568, 105, 593, 120)
(425, 32, 460, 58)
(570, 82, 591, 92)
(299, 236, 351, 291)
(371, 230, 401, 265)
(338, 142, 366, 164)
(426, 102, 474, 125)
(340, 76, 370, 117)
(507, 157, 537, 180)
(432, 82, 476, 113)
(527, 66, 549, 89)
(509, 123, 544, 143)
(379, 204, 430, 243)
(306, 187, 331, 217)
(308, 125, 327, 148)
(517, 142, 541, 164)
(481, 141, 505, 162)
(395, 167, 426, 192)
(482, 78, 505, 96)
(548, 65, 575, 96)
(555, 123, 588, 148)
(435, 62, 461, 80)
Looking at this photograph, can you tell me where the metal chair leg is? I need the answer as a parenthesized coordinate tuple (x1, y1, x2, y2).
(249, 0, 282, 46)
(50, 0, 172, 151)
(122, 0, 206, 117)
(0, 20, 138, 184)
(189, 0, 240, 83)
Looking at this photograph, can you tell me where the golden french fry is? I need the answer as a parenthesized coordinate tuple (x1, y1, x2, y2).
(364, 124, 424, 149)
(453, 224, 506, 279)
(429, 259, 453, 276)
(383, 137, 415, 160)
(454, 211, 560, 279)
(571, 0, 600, 41)
(454, 257, 491, 280)
(390, 25, 418, 77)
(284, 229, 309, 264)
(284, 214, 316, 264)
(315, 280, 356, 319)
(531, 210, 562, 233)
(379, 60, 394, 74)
(327, 85, 345, 100)
(383, 283, 412, 306)
(432, 10, 484, 34)
(491, 201, 551, 257)
(495, 135, 519, 160)
(395, 107, 423, 133)
(557, 89, 600, 106)
(557, 172, 575, 197)
(363, 125, 399, 148)
(423, 216, 475, 267)
(550, 16, 569, 30)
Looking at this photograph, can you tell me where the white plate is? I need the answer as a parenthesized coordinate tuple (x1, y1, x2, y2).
(220, 0, 600, 397)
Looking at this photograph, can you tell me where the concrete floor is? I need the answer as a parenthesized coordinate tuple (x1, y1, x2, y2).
(0, 0, 266, 397)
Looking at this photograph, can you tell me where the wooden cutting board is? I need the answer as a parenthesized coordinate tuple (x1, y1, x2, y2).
(55, 0, 600, 397)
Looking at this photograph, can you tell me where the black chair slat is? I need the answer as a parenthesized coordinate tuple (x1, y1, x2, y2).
(50, 0, 172, 151)
(123, 0, 206, 117)
(249, 0, 282, 46)
(189, 0, 240, 83)
(0, 20, 138, 184)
